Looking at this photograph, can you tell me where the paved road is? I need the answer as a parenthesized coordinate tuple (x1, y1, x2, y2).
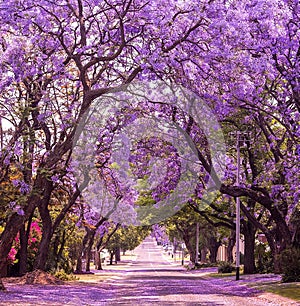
(0, 236, 298, 305)
(100, 237, 295, 305)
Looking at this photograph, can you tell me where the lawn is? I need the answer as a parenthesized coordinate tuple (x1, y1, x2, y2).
(253, 282, 300, 301)
(206, 272, 300, 301)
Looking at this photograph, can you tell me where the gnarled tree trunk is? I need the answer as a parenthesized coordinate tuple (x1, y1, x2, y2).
(183, 236, 196, 264)
(243, 221, 256, 274)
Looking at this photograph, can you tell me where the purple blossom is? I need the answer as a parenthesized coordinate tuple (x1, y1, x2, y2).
(51, 175, 60, 183)
(16, 207, 25, 216)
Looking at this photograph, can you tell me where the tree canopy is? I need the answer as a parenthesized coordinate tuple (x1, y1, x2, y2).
(0, 0, 299, 288)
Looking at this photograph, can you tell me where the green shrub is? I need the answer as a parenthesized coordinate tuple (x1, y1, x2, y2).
(190, 262, 218, 270)
(218, 261, 235, 273)
(199, 262, 218, 268)
(255, 243, 274, 274)
(52, 269, 78, 281)
(279, 247, 300, 283)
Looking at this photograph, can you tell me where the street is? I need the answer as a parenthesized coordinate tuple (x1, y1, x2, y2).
(99, 237, 295, 305)
(0, 236, 297, 306)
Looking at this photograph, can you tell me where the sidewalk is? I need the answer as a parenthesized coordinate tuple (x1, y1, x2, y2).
(76, 252, 137, 284)
(188, 268, 300, 305)
(161, 247, 189, 266)
(160, 246, 300, 306)
(90, 252, 137, 272)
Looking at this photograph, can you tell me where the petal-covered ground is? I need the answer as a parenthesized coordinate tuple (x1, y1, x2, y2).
(0, 237, 298, 306)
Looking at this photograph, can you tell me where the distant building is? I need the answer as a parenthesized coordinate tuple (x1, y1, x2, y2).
(217, 237, 244, 262)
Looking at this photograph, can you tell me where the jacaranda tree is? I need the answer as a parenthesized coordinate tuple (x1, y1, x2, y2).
(0, 0, 299, 290)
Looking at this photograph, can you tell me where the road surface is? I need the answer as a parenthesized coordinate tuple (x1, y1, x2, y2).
(99, 236, 295, 305)
(0, 236, 298, 305)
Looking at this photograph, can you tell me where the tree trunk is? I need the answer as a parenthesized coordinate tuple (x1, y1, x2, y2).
(115, 246, 121, 262)
(109, 252, 114, 265)
(85, 232, 96, 272)
(33, 176, 54, 270)
(243, 221, 256, 274)
(239, 200, 279, 273)
(85, 252, 91, 272)
(34, 208, 53, 271)
(273, 249, 282, 274)
(208, 237, 221, 263)
(75, 230, 90, 273)
(56, 230, 66, 270)
(183, 236, 196, 263)
(200, 247, 208, 262)
(34, 226, 52, 271)
(95, 251, 103, 270)
(257, 229, 285, 273)
(0, 210, 32, 290)
(227, 230, 235, 263)
(19, 225, 29, 276)
(0, 215, 28, 277)
(75, 253, 83, 273)
(51, 234, 60, 271)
